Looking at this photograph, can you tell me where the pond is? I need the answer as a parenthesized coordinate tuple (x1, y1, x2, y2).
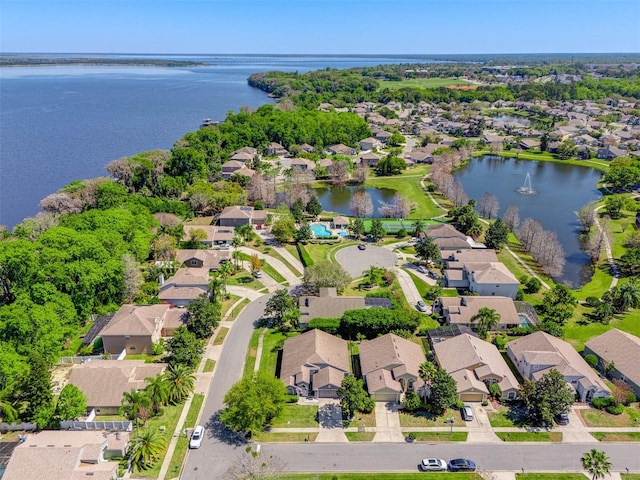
(313, 185, 397, 218)
(454, 155, 603, 288)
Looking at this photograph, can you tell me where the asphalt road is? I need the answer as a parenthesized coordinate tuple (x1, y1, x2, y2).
(260, 443, 640, 473)
(335, 245, 397, 278)
(181, 293, 272, 480)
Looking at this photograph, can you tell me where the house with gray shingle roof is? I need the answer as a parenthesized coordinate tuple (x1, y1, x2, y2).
(280, 329, 350, 398)
(584, 329, 640, 397)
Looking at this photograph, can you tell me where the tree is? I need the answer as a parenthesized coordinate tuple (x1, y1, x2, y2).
(503, 204, 520, 232)
(128, 427, 167, 471)
(558, 140, 577, 159)
(539, 285, 577, 325)
(226, 446, 285, 480)
(306, 196, 323, 218)
(581, 449, 612, 480)
(415, 236, 439, 264)
(519, 369, 575, 426)
(388, 132, 406, 146)
(290, 198, 305, 223)
(22, 352, 54, 428)
(479, 192, 499, 219)
(303, 261, 352, 293)
(271, 217, 296, 243)
(220, 373, 287, 437)
(352, 162, 369, 184)
(119, 389, 152, 427)
(236, 223, 255, 242)
(349, 190, 373, 218)
(208, 274, 224, 303)
(484, 219, 509, 250)
(166, 326, 203, 369)
(217, 260, 234, 295)
(336, 375, 375, 420)
(187, 295, 221, 339)
(363, 266, 385, 287)
(264, 288, 299, 329)
(144, 373, 170, 414)
(164, 363, 196, 404)
(418, 361, 436, 401)
(470, 307, 500, 339)
(430, 369, 458, 415)
(54, 384, 87, 421)
(369, 218, 385, 242)
(250, 254, 262, 274)
(375, 155, 406, 176)
(295, 221, 312, 242)
(0, 394, 18, 423)
(122, 253, 142, 302)
(412, 220, 425, 238)
(577, 203, 598, 233)
(350, 217, 365, 239)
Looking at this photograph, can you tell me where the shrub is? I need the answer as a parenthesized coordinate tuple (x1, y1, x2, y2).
(297, 242, 314, 267)
(404, 392, 421, 412)
(627, 392, 637, 405)
(515, 289, 524, 301)
(525, 277, 542, 294)
(585, 354, 599, 368)
(482, 400, 489, 407)
(285, 395, 300, 404)
(397, 228, 408, 238)
(605, 403, 625, 415)
(592, 397, 613, 410)
(585, 296, 600, 308)
(307, 318, 341, 335)
(489, 383, 502, 399)
(151, 342, 164, 355)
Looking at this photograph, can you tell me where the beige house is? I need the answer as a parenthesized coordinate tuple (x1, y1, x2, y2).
(158, 267, 210, 307)
(221, 159, 246, 179)
(3, 430, 129, 480)
(326, 143, 356, 155)
(67, 359, 167, 415)
(422, 223, 471, 251)
(218, 205, 267, 228)
(507, 331, 611, 402)
(437, 296, 520, 331)
(176, 249, 231, 271)
(280, 329, 350, 398)
(101, 304, 187, 354)
(359, 333, 426, 403)
(299, 287, 365, 324)
(332, 216, 350, 229)
(443, 249, 519, 298)
(434, 333, 520, 402)
(584, 329, 640, 397)
(183, 225, 236, 247)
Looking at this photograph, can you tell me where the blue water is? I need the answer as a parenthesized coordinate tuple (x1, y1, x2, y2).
(337, 231, 348, 237)
(0, 54, 439, 228)
(310, 223, 332, 237)
(518, 314, 532, 328)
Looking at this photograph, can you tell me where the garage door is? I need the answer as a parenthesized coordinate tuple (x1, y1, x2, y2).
(373, 392, 399, 403)
(459, 393, 484, 402)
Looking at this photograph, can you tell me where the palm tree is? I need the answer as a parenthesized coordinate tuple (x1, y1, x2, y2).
(412, 219, 425, 238)
(363, 266, 384, 287)
(616, 280, 640, 313)
(232, 250, 243, 271)
(470, 307, 500, 339)
(129, 427, 167, 471)
(217, 261, 234, 297)
(231, 235, 243, 270)
(119, 389, 152, 428)
(0, 396, 18, 423)
(164, 364, 196, 404)
(581, 449, 612, 480)
(144, 373, 169, 414)
(418, 361, 436, 401)
(208, 274, 223, 303)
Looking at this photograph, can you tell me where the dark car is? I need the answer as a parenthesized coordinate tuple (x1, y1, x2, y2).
(448, 458, 476, 472)
(358, 243, 366, 250)
(554, 413, 569, 425)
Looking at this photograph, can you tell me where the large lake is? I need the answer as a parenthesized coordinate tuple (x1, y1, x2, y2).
(314, 185, 397, 218)
(0, 54, 438, 228)
(454, 155, 604, 287)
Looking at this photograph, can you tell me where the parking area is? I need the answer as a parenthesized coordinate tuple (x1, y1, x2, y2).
(335, 245, 397, 278)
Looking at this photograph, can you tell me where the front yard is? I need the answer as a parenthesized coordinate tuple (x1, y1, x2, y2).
(399, 409, 464, 427)
(271, 404, 318, 428)
(496, 431, 562, 442)
(578, 406, 640, 427)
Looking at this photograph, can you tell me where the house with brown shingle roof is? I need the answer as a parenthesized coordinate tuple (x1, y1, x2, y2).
(507, 331, 610, 402)
(67, 359, 167, 415)
(221, 160, 246, 179)
(442, 249, 519, 298)
(421, 223, 471, 251)
(280, 329, 350, 398)
(299, 287, 365, 323)
(264, 142, 288, 156)
(584, 329, 640, 397)
(2, 430, 129, 480)
(158, 268, 210, 307)
(359, 137, 381, 151)
(433, 333, 519, 402)
(437, 296, 520, 331)
(101, 304, 187, 354)
(360, 152, 381, 167)
(176, 249, 231, 271)
(326, 144, 356, 156)
(218, 205, 267, 228)
(183, 225, 236, 247)
(359, 333, 426, 402)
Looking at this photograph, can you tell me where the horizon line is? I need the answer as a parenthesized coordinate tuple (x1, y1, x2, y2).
(3, 51, 640, 56)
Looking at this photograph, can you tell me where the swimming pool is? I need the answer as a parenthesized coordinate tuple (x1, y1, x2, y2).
(518, 313, 532, 327)
(310, 223, 332, 237)
(337, 230, 348, 237)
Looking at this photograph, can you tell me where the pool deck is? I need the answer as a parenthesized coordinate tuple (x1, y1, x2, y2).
(310, 222, 349, 239)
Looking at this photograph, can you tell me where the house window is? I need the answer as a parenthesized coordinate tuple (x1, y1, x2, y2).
(129, 346, 135, 350)
(191, 260, 197, 266)
(124, 335, 130, 340)
(508, 392, 516, 399)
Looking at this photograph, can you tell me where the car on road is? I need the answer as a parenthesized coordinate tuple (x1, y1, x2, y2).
(416, 300, 428, 312)
(448, 458, 476, 472)
(417, 265, 428, 274)
(358, 243, 366, 250)
(219, 243, 230, 250)
(461, 405, 474, 421)
(554, 413, 569, 425)
(189, 425, 204, 449)
(252, 270, 263, 278)
(419, 458, 447, 471)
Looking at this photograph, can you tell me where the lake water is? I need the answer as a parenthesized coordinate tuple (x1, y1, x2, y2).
(454, 155, 603, 287)
(0, 54, 437, 228)
(314, 185, 397, 218)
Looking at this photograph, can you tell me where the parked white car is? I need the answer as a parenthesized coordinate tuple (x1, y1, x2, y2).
(417, 265, 428, 274)
(189, 425, 204, 449)
(420, 458, 447, 471)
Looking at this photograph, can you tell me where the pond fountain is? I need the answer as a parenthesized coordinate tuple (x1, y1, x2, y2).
(517, 172, 536, 195)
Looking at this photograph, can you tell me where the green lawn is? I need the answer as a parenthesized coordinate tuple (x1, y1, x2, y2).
(213, 326, 229, 345)
(262, 261, 288, 283)
(516, 474, 587, 480)
(251, 243, 303, 277)
(275, 474, 481, 480)
(259, 329, 300, 377)
(622, 475, 640, 480)
(578, 406, 640, 427)
(406, 431, 468, 442)
(271, 404, 319, 428)
(225, 297, 250, 320)
(496, 431, 562, 442)
(488, 407, 522, 427)
(220, 294, 241, 317)
(166, 394, 204, 479)
(251, 431, 318, 442)
(365, 173, 444, 220)
(399, 410, 464, 427)
(243, 328, 262, 377)
(404, 269, 429, 298)
(344, 410, 376, 428)
(226, 272, 265, 290)
(563, 306, 640, 351)
(202, 359, 216, 373)
(591, 432, 640, 442)
(439, 288, 459, 297)
(345, 431, 376, 442)
(379, 78, 474, 90)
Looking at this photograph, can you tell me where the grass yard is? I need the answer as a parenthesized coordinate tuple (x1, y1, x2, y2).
(622, 475, 640, 480)
(379, 77, 474, 90)
(243, 328, 262, 377)
(260, 329, 299, 377)
(275, 474, 481, 480)
(399, 409, 464, 427)
(251, 432, 318, 443)
(406, 431, 468, 442)
(365, 174, 444, 220)
(202, 359, 216, 373)
(404, 269, 430, 298)
(165, 394, 205, 479)
(271, 405, 319, 428)
(226, 272, 265, 290)
(251, 244, 303, 277)
(345, 410, 377, 428)
(283, 243, 305, 267)
(578, 406, 640, 427)
(563, 305, 640, 351)
(213, 326, 229, 345)
(220, 294, 241, 317)
(345, 431, 376, 441)
(225, 297, 251, 320)
(516, 474, 588, 480)
(439, 288, 459, 297)
(591, 432, 640, 442)
(262, 261, 288, 284)
(496, 431, 562, 442)
(488, 406, 525, 427)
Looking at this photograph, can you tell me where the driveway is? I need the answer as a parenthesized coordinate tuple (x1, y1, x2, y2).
(335, 245, 397, 278)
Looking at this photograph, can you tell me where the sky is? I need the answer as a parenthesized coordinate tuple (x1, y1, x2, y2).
(1, 0, 639, 55)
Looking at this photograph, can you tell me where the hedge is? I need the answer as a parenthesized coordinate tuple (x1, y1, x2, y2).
(297, 242, 314, 267)
(307, 318, 341, 335)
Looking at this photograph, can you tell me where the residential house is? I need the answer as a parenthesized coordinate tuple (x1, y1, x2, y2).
(422, 223, 472, 251)
(507, 331, 611, 402)
(597, 145, 626, 160)
(229, 151, 254, 162)
(232, 146, 258, 157)
(442, 249, 519, 298)
(405, 145, 438, 164)
(230, 166, 256, 179)
(300, 143, 315, 153)
(290, 158, 315, 171)
(67, 359, 167, 415)
(221, 160, 246, 179)
(2, 430, 129, 480)
(280, 329, 350, 398)
(333, 216, 350, 229)
(264, 142, 288, 156)
(101, 304, 187, 354)
(298, 287, 392, 324)
(218, 205, 267, 228)
(359, 137, 381, 151)
(158, 267, 210, 307)
(374, 131, 393, 144)
(183, 225, 235, 247)
(176, 249, 231, 271)
(433, 333, 520, 402)
(584, 329, 640, 397)
(437, 296, 520, 331)
(360, 152, 381, 167)
(359, 333, 426, 402)
(326, 143, 356, 156)
(519, 138, 541, 150)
